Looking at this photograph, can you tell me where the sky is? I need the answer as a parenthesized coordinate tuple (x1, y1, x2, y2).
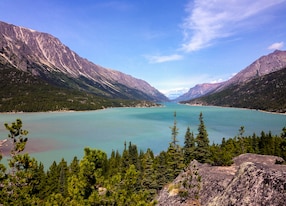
(1, 0, 286, 97)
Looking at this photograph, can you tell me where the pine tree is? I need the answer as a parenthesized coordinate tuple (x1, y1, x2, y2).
(194, 112, 211, 163)
(69, 156, 80, 176)
(166, 112, 185, 181)
(170, 112, 179, 146)
(0, 119, 41, 204)
(58, 158, 69, 197)
(141, 148, 157, 199)
(154, 151, 168, 188)
(183, 126, 195, 165)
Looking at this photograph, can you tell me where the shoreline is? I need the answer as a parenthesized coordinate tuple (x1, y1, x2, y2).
(0, 103, 284, 116)
(182, 103, 286, 116)
(0, 103, 165, 115)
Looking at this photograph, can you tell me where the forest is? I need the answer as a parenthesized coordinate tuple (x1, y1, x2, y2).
(0, 113, 286, 205)
(0, 64, 159, 112)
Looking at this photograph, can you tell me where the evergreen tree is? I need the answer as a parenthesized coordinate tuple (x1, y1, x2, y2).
(170, 112, 179, 146)
(194, 112, 211, 163)
(183, 126, 195, 165)
(166, 112, 184, 181)
(58, 158, 69, 197)
(0, 119, 41, 205)
(154, 151, 168, 188)
(121, 141, 130, 173)
(45, 161, 60, 196)
(141, 148, 157, 200)
(67, 148, 107, 201)
(69, 156, 80, 176)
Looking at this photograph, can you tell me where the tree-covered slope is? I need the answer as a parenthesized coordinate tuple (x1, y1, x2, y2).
(0, 62, 158, 112)
(183, 68, 286, 113)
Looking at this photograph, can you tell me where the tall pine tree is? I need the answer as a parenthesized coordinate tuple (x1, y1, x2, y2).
(194, 112, 211, 163)
(183, 126, 195, 165)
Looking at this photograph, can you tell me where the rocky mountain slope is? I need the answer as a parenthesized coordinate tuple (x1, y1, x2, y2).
(183, 67, 286, 113)
(156, 153, 286, 206)
(177, 50, 286, 102)
(174, 82, 223, 102)
(214, 50, 286, 92)
(0, 21, 168, 102)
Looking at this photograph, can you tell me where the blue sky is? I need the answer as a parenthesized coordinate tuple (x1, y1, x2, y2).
(1, 0, 286, 96)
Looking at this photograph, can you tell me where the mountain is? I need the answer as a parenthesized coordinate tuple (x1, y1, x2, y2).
(178, 50, 286, 102)
(156, 153, 286, 206)
(174, 82, 223, 102)
(0, 21, 168, 107)
(164, 88, 189, 100)
(183, 67, 286, 113)
(214, 50, 286, 92)
(180, 50, 286, 112)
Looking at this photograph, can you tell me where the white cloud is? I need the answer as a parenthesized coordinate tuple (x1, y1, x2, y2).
(267, 42, 284, 50)
(181, 0, 285, 52)
(146, 54, 183, 63)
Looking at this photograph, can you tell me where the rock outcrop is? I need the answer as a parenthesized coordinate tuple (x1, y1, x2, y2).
(156, 153, 286, 206)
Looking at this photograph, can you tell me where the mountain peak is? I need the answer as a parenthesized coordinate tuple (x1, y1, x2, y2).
(214, 50, 286, 92)
(0, 20, 168, 102)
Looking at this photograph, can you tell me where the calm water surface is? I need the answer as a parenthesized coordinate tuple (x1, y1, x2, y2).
(0, 103, 285, 168)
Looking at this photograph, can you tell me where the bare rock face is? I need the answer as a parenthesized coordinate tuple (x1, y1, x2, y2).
(156, 154, 286, 206)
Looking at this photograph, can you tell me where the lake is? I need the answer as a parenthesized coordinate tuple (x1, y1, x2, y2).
(0, 103, 285, 168)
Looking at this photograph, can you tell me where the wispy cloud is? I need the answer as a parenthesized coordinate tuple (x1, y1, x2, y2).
(146, 54, 183, 63)
(181, 0, 285, 52)
(268, 41, 284, 50)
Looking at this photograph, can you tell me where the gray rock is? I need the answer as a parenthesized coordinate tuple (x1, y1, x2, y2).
(156, 154, 286, 206)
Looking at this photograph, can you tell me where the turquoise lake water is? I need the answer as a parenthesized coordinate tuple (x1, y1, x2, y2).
(0, 103, 285, 168)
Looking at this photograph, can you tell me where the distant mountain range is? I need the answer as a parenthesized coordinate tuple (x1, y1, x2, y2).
(176, 50, 286, 102)
(0, 21, 168, 112)
(1, 20, 285, 113)
(179, 50, 286, 113)
(174, 82, 222, 102)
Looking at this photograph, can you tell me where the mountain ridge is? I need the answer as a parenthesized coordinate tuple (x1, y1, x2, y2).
(214, 49, 286, 92)
(183, 67, 286, 113)
(0, 21, 168, 103)
(177, 50, 286, 107)
(174, 82, 223, 102)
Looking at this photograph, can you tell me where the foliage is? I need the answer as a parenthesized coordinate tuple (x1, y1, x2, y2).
(0, 116, 286, 205)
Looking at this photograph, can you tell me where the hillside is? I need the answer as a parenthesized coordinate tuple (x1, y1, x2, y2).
(214, 50, 286, 92)
(0, 21, 168, 112)
(183, 68, 286, 113)
(177, 50, 286, 105)
(0, 61, 159, 112)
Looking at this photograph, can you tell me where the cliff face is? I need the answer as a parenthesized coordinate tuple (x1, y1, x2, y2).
(156, 154, 286, 206)
(0, 21, 168, 102)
